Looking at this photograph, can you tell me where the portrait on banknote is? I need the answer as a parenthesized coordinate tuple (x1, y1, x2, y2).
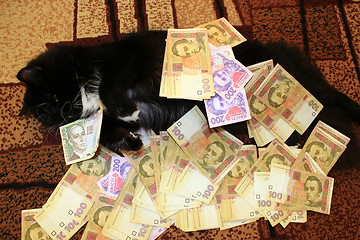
(196, 17, 246, 47)
(203, 24, 235, 46)
(171, 37, 205, 59)
(197, 140, 226, 172)
(24, 222, 51, 240)
(304, 141, 335, 167)
(76, 156, 111, 177)
(213, 59, 239, 91)
(139, 155, 155, 178)
(67, 123, 88, 161)
(304, 175, 323, 208)
(227, 157, 253, 179)
(265, 153, 287, 171)
(249, 95, 267, 115)
(93, 205, 113, 228)
(267, 73, 295, 108)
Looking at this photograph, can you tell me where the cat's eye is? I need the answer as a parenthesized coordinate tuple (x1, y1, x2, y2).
(53, 94, 59, 103)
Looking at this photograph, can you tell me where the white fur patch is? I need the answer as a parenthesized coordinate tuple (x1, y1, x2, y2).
(81, 88, 101, 117)
(118, 109, 140, 122)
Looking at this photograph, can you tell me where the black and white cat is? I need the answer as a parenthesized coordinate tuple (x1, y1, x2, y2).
(17, 31, 360, 167)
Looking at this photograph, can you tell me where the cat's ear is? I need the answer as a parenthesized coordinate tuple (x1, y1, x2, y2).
(17, 66, 42, 85)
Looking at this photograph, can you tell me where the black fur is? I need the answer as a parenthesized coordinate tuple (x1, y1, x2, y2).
(17, 31, 360, 167)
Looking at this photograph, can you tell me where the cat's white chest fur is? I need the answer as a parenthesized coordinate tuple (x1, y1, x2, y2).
(80, 87, 101, 117)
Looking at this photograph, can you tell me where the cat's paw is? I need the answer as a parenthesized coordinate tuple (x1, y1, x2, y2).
(121, 133, 143, 151)
(103, 132, 143, 152)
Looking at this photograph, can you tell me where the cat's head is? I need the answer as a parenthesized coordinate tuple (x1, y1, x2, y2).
(17, 45, 84, 127)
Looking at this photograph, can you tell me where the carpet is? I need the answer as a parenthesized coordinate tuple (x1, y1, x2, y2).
(0, 0, 359, 239)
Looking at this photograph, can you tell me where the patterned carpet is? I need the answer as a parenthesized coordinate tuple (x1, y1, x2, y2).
(0, 0, 359, 239)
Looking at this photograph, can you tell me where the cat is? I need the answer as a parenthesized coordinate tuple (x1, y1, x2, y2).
(17, 30, 360, 168)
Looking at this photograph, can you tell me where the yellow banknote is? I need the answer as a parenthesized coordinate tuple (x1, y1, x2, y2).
(81, 194, 116, 240)
(299, 124, 347, 174)
(253, 64, 323, 134)
(196, 17, 247, 47)
(102, 168, 153, 239)
(21, 209, 52, 240)
(168, 106, 242, 184)
(166, 28, 214, 99)
(266, 164, 334, 214)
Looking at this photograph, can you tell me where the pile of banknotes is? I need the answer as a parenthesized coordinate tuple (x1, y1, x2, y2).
(21, 18, 350, 240)
(22, 105, 349, 239)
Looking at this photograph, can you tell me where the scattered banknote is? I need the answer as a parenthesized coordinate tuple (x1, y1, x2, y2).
(211, 53, 253, 104)
(81, 193, 116, 240)
(102, 168, 154, 239)
(266, 163, 334, 214)
(245, 66, 295, 143)
(168, 106, 243, 184)
(205, 45, 251, 127)
(253, 64, 323, 134)
(21, 209, 52, 240)
(164, 28, 214, 99)
(196, 17, 247, 47)
(299, 122, 348, 174)
(205, 90, 251, 128)
(60, 108, 103, 165)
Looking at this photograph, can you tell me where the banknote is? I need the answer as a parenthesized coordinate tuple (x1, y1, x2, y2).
(148, 225, 171, 240)
(253, 64, 323, 134)
(22, 209, 52, 240)
(97, 173, 110, 192)
(266, 164, 334, 214)
(292, 152, 326, 176)
(32, 146, 114, 240)
(211, 54, 253, 104)
(102, 168, 154, 239)
(315, 120, 350, 145)
(196, 17, 247, 47)
(299, 125, 347, 174)
(220, 145, 258, 221)
(159, 39, 170, 97)
(247, 118, 275, 147)
(279, 210, 307, 228)
(124, 145, 162, 211)
(173, 161, 221, 204)
(105, 149, 132, 197)
(34, 187, 91, 240)
(210, 44, 235, 69)
(131, 203, 172, 227)
(81, 194, 116, 240)
(205, 90, 251, 128)
(168, 106, 242, 184)
(250, 140, 298, 173)
(166, 28, 214, 99)
(246, 59, 274, 75)
(133, 176, 159, 212)
(60, 108, 103, 165)
(174, 201, 220, 231)
(245, 67, 295, 143)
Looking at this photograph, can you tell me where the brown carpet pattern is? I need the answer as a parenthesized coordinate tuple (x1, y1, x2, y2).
(0, 0, 359, 239)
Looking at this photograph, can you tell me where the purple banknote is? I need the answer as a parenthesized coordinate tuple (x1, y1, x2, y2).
(205, 89, 251, 128)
